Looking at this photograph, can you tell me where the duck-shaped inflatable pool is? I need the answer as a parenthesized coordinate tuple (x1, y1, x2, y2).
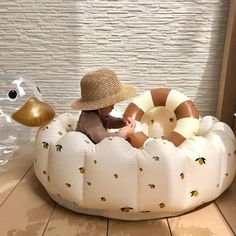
(0, 75, 55, 165)
(26, 88, 235, 220)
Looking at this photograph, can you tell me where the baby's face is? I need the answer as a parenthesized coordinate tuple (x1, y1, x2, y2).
(99, 105, 114, 117)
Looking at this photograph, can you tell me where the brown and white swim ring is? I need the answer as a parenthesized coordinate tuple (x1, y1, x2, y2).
(123, 88, 200, 148)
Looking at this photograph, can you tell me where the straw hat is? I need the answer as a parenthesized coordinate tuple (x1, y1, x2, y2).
(71, 68, 136, 110)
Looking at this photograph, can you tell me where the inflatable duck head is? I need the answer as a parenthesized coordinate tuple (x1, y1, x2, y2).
(0, 75, 55, 164)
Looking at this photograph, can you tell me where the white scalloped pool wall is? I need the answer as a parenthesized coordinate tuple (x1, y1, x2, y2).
(34, 113, 236, 220)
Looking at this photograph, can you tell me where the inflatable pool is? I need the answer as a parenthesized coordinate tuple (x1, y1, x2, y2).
(33, 89, 236, 220)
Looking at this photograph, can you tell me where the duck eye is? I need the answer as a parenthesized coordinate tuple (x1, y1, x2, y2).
(8, 89, 18, 100)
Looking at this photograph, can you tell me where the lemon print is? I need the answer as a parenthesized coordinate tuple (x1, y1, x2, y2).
(79, 167, 85, 174)
(114, 174, 119, 179)
(190, 190, 199, 197)
(100, 197, 106, 202)
(180, 173, 184, 179)
(56, 144, 62, 152)
(153, 156, 160, 161)
(65, 183, 71, 188)
(148, 184, 155, 189)
(195, 157, 206, 165)
(42, 142, 49, 149)
(120, 207, 133, 212)
(159, 203, 165, 208)
(42, 126, 49, 131)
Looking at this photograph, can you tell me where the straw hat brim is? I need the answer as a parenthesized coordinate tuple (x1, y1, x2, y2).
(71, 84, 136, 110)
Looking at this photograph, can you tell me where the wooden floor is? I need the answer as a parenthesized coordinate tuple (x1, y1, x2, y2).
(0, 143, 235, 236)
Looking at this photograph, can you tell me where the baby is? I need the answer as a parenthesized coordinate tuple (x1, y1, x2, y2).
(71, 68, 136, 144)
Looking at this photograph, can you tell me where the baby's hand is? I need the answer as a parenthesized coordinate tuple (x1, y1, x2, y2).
(119, 122, 135, 138)
(125, 117, 136, 128)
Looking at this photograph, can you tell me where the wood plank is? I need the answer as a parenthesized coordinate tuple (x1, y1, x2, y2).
(44, 205, 108, 236)
(0, 168, 55, 236)
(234, 118, 236, 134)
(168, 203, 234, 236)
(0, 142, 34, 206)
(108, 218, 171, 236)
(215, 177, 236, 234)
(234, 115, 236, 135)
(217, 0, 236, 129)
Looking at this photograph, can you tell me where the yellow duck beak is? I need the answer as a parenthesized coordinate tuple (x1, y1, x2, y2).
(12, 97, 55, 127)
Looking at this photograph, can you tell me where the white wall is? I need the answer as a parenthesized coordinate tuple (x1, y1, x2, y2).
(0, 0, 229, 116)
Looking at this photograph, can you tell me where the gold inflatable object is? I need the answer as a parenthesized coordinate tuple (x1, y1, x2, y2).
(12, 97, 55, 127)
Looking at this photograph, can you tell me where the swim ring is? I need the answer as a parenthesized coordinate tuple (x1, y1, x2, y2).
(34, 89, 236, 220)
(124, 88, 200, 148)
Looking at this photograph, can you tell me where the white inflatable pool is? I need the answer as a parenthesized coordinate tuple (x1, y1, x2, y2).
(34, 112, 236, 220)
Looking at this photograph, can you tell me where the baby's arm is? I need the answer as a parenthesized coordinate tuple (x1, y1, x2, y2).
(105, 115, 126, 129)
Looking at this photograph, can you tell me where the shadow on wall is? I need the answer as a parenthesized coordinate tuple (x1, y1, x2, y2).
(166, 1, 229, 117)
(195, 2, 229, 117)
